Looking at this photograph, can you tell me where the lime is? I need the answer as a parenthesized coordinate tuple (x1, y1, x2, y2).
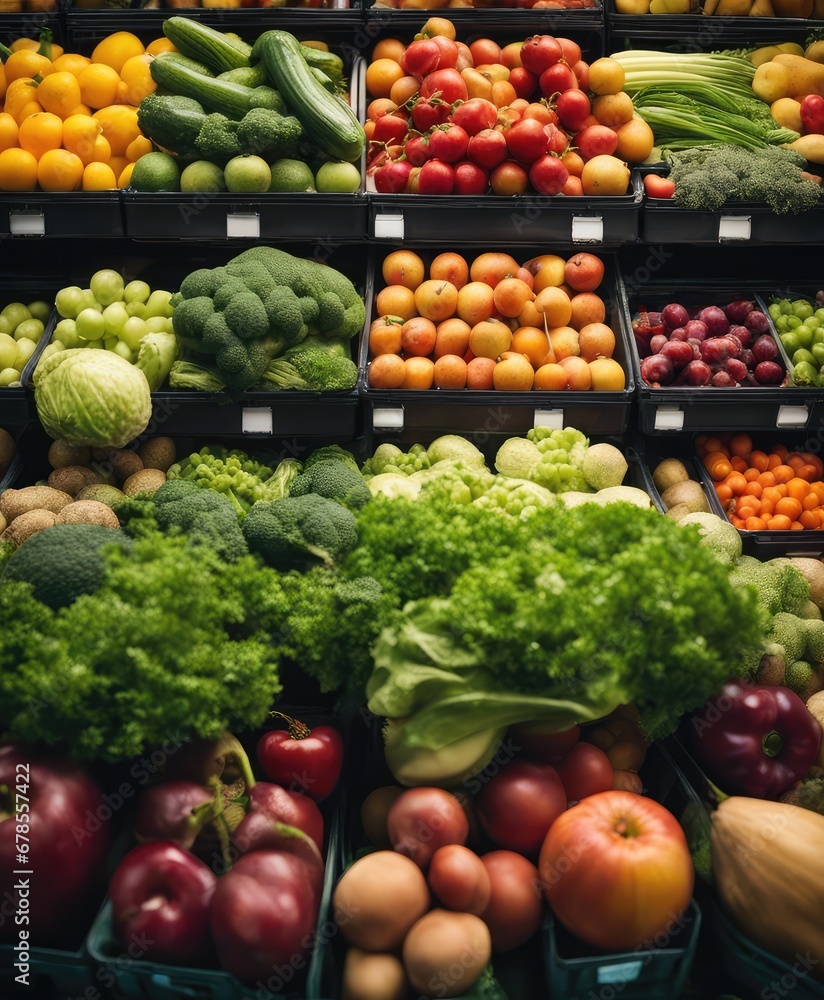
(268, 159, 315, 193)
(131, 152, 181, 193)
(224, 155, 272, 194)
(180, 160, 226, 193)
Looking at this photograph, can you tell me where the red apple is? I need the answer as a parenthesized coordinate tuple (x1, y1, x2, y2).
(538, 791, 694, 950)
(564, 253, 605, 292)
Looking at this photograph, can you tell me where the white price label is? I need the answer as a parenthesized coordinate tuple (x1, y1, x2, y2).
(241, 407, 273, 435)
(533, 409, 564, 429)
(571, 215, 604, 243)
(776, 404, 809, 428)
(653, 406, 685, 431)
(226, 213, 260, 239)
(10, 211, 45, 236)
(718, 215, 751, 242)
(372, 406, 404, 432)
(373, 213, 404, 240)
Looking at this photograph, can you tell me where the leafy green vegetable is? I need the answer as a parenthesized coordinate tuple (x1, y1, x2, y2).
(0, 531, 283, 761)
(365, 502, 766, 746)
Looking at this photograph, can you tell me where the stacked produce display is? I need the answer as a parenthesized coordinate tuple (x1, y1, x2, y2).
(3, 1, 824, 998)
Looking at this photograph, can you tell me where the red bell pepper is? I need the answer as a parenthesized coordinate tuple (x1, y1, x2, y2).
(690, 680, 822, 799)
(801, 94, 824, 136)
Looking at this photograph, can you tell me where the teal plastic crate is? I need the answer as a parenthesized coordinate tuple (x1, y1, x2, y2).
(0, 936, 95, 998)
(545, 899, 701, 1000)
(86, 807, 341, 1000)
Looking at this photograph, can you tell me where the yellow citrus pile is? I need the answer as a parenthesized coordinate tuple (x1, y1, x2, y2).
(0, 31, 172, 192)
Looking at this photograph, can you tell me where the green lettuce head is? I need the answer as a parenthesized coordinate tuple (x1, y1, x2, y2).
(34, 349, 152, 449)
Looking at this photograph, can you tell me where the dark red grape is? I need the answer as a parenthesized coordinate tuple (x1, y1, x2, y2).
(684, 320, 708, 342)
(725, 300, 754, 324)
(668, 328, 689, 342)
(661, 303, 689, 330)
(682, 359, 711, 386)
(700, 338, 736, 364)
(745, 310, 769, 334)
(697, 306, 729, 337)
(660, 340, 694, 369)
(712, 371, 736, 387)
(752, 335, 778, 363)
(739, 349, 755, 370)
(725, 358, 748, 382)
(641, 354, 675, 386)
(754, 360, 783, 385)
(725, 335, 743, 356)
(649, 334, 668, 354)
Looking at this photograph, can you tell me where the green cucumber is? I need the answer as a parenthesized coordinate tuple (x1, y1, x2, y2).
(162, 16, 253, 73)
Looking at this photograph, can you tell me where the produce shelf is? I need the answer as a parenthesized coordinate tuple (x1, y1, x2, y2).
(0, 193, 124, 240)
(617, 276, 820, 434)
(0, 9, 64, 48)
(362, 6, 605, 36)
(359, 246, 635, 443)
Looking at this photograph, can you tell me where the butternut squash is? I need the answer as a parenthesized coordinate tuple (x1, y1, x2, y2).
(784, 134, 824, 164)
(772, 53, 824, 97)
(711, 797, 824, 980)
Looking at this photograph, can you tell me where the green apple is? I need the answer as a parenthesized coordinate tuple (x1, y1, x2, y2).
(0, 333, 17, 370)
(224, 155, 271, 194)
(120, 316, 148, 352)
(90, 269, 125, 307)
(112, 341, 136, 364)
(126, 302, 147, 319)
(54, 318, 81, 349)
(124, 280, 151, 305)
(103, 302, 129, 338)
(14, 319, 44, 343)
(13, 339, 36, 369)
(144, 289, 174, 319)
(76, 308, 107, 341)
(0, 367, 20, 387)
(315, 161, 361, 194)
(55, 285, 85, 319)
(2, 303, 31, 330)
(27, 300, 51, 324)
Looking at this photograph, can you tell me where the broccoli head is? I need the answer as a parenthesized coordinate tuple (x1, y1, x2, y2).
(179, 269, 221, 301)
(264, 287, 305, 343)
(730, 556, 810, 617)
(770, 611, 807, 663)
(223, 291, 269, 341)
(195, 114, 242, 163)
(283, 344, 357, 392)
(153, 480, 248, 562)
(289, 459, 371, 510)
(305, 445, 360, 474)
(172, 296, 215, 346)
(236, 109, 303, 160)
(241, 494, 358, 570)
(317, 292, 346, 334)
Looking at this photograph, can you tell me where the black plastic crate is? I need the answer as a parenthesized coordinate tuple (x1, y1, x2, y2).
(363, 5, 605, 36)
(0, 8, 64, 48)
(359, 245, 634, 443)
(618, 275, 819, 434)
(370, 170, 643, 245)
(0, 193, 124, 240)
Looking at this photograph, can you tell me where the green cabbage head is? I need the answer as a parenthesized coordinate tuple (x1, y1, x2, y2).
(34, 349, 152, 449)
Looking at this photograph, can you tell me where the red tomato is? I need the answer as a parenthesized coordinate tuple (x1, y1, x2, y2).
(544, 123, 569, 156)
(520, 35, 563, 75)
(404, 134, 433, 167)
(555, 90, 591, 132)
(420, 69, 468, 104)
(451, 98, 499, 137)
(256, 718, 343, 802)
(455, 42, 473, 73)
(538, 791, 694, 950)
(431, 35, 459, 69)
(428, 123, 469, 163)
(469, 39, 501, 66)
(510, 723, 580, 763)
(475, 760, 566, 855)
(523, 102, 558, 127)
(480, 851, 543, 951)
(467, 128, 508, 169)
(372, 114, 409, 145)
(576, 124, 619, 161)
(572, 60, 590, 90)
(643, 173, 676, 199)
(417, 158, 455, 194)
(505, 117, 550, 165)
(556, 37, 582, 65)
(540, 63, 578, 97)
(454, 159, 489, 195)
(528, 155, 568, 195)
(388, 787, 468, 869)
(401, 39, 440, 78)
(410, 97, 450, 132)
(428, 845, 491, 915)
(509, 66, 538, 100)
(555, 743, 613, 804)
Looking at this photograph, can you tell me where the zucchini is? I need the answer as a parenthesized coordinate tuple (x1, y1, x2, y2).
(153, 51, 215, 79)
(252, 30, 365, 163)
(218, 64, 268, 88)
(162, 16, 253, 73)
(300, 44, 344, 84)
(150, 53, 281, 120)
